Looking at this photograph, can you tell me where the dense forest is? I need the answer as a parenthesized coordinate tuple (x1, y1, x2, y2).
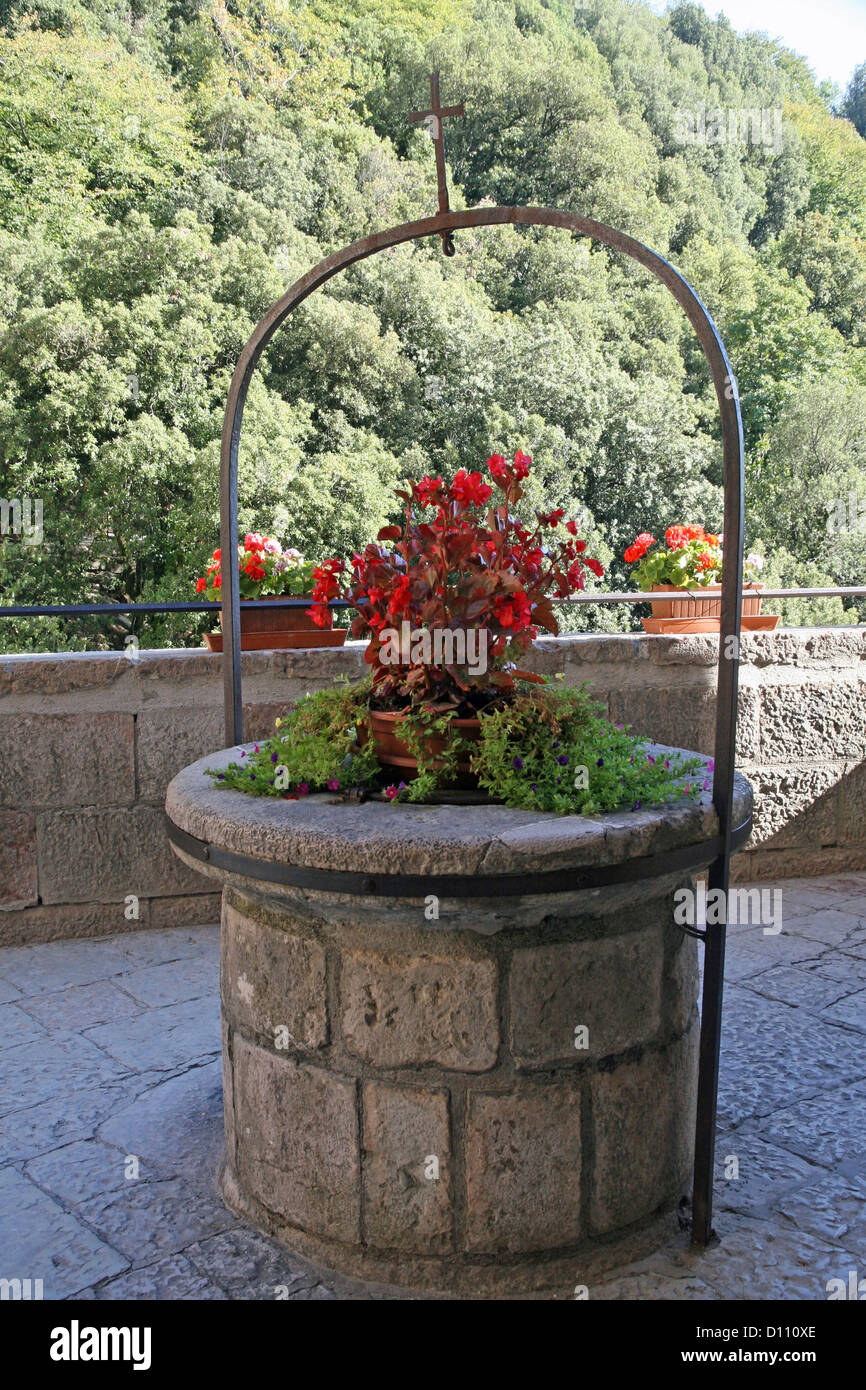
(0, 0, 864, 649)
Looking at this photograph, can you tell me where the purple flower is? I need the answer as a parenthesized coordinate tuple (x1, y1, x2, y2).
(327, 778, 340, 791)
(240, 750, 247, 758)
(647, 755, 655, 765)
(512, 756, 524, 770)
(557, 755, 569, 766)
(217, 773, 225, 780)
(249, 772, 255, 780)
(254, 745, 260, 754)
(530, 783, 537, 791)
(597, 757, 604, 767)
(707, 759, 715, 772)
(664, 758, 670, 769)
(271, 751, 278, 763)
(685, 782, 691, 794)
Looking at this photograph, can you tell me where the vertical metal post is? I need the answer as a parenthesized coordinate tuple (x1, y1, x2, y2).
(691, 367, 746, 1245)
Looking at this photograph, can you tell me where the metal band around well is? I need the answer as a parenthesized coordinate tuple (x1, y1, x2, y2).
(166, 814, 753, 901)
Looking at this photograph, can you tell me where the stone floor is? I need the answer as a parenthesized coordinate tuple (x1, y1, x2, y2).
(1, 873, 865, 1301)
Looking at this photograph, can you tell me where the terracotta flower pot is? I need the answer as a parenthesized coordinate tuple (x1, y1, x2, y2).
(648, 582, 763, 619)
(642, 583, 771, 633)
(360, 708, 482, 783)
(203, 596, 348, 651)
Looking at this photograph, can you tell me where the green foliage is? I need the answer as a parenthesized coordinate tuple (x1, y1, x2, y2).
(210, 679, 381, 795)
(1, 0, 865, 650)
(207, 675, 705, 816)
(842, 63, 866, 139)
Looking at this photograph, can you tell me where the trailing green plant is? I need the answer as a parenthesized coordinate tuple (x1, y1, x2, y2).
(208, 680, 380, 797)
(207, 677, 705, 815)
(467, 681, 705, 815)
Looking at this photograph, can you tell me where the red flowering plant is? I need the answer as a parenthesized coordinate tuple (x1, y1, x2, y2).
(195, 535, 317, 601)
(623, 526, 764, 590)
(308, 450, 604, 711)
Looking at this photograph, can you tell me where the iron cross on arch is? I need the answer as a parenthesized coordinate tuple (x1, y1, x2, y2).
(408, 70, 465, 256)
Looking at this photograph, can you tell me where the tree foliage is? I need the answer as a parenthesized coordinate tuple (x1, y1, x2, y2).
(0, 0, 864, 650)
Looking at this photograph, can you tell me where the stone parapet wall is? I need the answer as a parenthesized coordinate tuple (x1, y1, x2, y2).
(2, 629, 864, 942)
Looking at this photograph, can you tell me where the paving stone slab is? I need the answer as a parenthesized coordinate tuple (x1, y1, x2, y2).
(113, 925, 221, 969)
(87, 1254, 229, 1301)
(0, 1030, 130, 1119)
(117, 954, 219, 1009)
(742, 1079, 866, 1170)
(737, 964, 854, 1014)
(0, 976, 22, 1004)
(713, 1131, 823, 1217)
(649, 1218, 860, 1300)
(716, 987, 866, 1128)
(0, 1075, 170, 1163)
(18, 980, 145, 1033)
(0, 1001, 49, 1050)
(723, 929, 827, 984)
(26, 1138, 149, 1206)
(819, 988, 866, 1033)
(591, 1271, 723, 1300)
(84, 997, 220, 1071)
(775, 1170, 866, 1249)
(785, 910, 866, 949)
(0, 1166, 128, 1299)
(0, 937, 133, 995)
(98, 1059, 224, 1182)
(75, 1176, 238, 1263)
(184, 1228, 332, 1301)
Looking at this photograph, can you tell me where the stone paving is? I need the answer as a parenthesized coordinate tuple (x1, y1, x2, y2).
(1, 873, 865, 1301)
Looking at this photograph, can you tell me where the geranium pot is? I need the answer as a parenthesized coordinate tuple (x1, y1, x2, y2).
(643, 583, 776, 633)
(203, 596, 348, 651)
(360, 708, 482, 783)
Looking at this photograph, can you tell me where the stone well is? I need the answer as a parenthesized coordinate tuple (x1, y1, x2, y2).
(165, 746, 752, 1296)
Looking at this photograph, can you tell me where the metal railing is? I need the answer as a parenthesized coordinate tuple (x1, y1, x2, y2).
(1, 586, 865, 620)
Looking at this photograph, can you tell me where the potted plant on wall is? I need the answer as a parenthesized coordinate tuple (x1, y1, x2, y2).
(196, 535, 348, 651)
(623, 526, 778, 633)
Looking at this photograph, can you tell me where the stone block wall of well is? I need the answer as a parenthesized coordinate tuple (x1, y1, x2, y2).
(218, 884, 700, 1292)
(2, 628, 864, 943)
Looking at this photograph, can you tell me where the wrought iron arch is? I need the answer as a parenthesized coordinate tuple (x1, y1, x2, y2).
(219, 204, 746, 1248)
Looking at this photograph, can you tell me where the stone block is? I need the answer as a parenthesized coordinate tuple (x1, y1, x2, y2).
(232, 1035, 359, 1244)
(0, 900, 152, 948)
(362, 1081, 451, 1253)
(760, 680, 866, 761)
(663, 927, 700, 1036)
(0, 810, 38, 910)
(37, 806, 207, 904)
(464, 1083, 582, 1253)
(509, 925, 663, 1067)
(221, 896, 328, 1050)
(589, 1025, 698, 1235)
(607, 685, 758, 760)
(839, 759, 866, 846)
(150, 893, 221, 928)
(136, 707, 224, 802)
(0, 712, 134, 808)
(341, 948, 499, 1072)
(744, 764, 841, 849)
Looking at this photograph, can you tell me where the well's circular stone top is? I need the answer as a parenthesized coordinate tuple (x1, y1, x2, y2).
(165, 743, 752, 880)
